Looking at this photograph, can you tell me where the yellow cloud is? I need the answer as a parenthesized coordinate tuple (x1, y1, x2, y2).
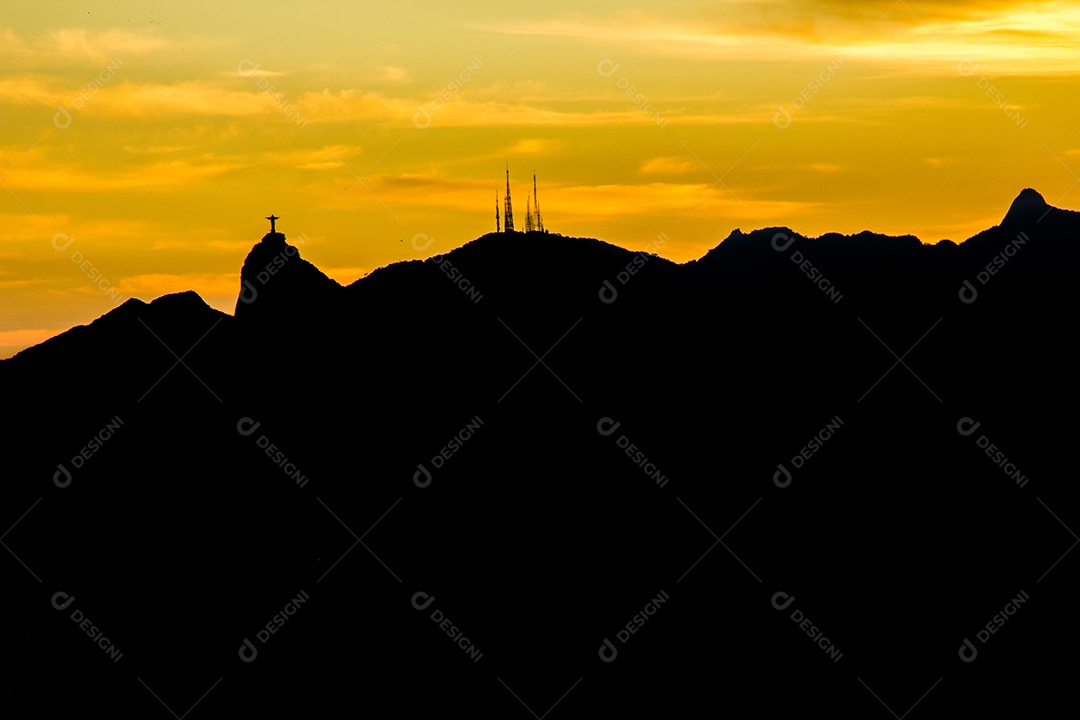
(379, 66, 410, 82)
(259, 145, 364, 169)
(480, 2, 1080, 74)
(506, 138, 566, 156)
(0, 78, 58, 104)
(0, 78, 755, 130)
(49, 27, 171, 63)
(5, 158, 247, 192)
(121, 144, 201, 155)
(639, 157, 698, 176)
(0, 28, 29, 57)
(97, 82, 271, 117)
(0, 212, 73, 244)
(550, 183, 821, 221)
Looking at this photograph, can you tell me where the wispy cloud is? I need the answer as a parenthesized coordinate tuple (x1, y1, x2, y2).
(49, 27, 172, 62)
(476, 2, 1080, 74)
(378, 66, 410, 82)
(4, 157, 247, 192)
(639, 156, 698, 177)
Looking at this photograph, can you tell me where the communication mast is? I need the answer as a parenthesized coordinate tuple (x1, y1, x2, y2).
(533, 173, 544, 233)
(503, 163, 515, 233)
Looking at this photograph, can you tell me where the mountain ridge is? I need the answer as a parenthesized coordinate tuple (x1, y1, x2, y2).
(5, 188, 1071, 364)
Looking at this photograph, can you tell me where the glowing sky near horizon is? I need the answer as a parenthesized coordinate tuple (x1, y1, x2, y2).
(3, 0, 1080, 357)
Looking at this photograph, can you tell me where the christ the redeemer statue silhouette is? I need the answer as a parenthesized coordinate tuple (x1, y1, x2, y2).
(266, 214, 280, 233)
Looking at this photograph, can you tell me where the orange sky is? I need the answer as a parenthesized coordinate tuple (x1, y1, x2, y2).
(3, 0, 1080, 357)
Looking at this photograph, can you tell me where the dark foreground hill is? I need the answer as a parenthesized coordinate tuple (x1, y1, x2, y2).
(2, 189, 1078, 717)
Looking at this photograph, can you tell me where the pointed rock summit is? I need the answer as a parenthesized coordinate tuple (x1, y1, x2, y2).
(235, 226, 343, 321)
(1003, 188, 1051, 227)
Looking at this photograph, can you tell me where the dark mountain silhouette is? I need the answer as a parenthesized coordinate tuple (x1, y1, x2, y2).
(1002, 187, 1052, 227)
(235, 230, 343, 324)
(2, 190, 1078, 717)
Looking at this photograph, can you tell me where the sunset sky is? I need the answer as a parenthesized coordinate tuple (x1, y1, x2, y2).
(3, 0, 1080, 356)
